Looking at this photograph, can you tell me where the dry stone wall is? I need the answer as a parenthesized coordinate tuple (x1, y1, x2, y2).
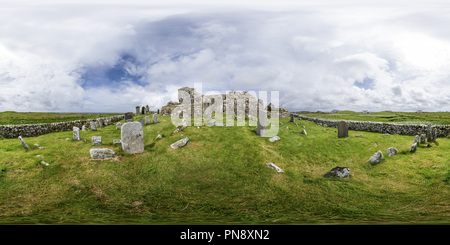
(293, 114, 450, 138)
(0, 115, 124, 138)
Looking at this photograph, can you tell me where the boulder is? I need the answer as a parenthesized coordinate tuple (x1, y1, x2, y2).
(324, 166, 350, 178)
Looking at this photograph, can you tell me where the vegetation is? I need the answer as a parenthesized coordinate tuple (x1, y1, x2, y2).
(0, 111, 121, 125)
(0, 113, 449, 224)
(301, 110, 450, 125)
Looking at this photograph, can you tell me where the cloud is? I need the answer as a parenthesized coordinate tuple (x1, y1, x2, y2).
(1, 1, 450, 113)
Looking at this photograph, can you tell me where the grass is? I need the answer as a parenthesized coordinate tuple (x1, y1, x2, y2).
(0, 113, 449, 224)
(0, 111, 121, 125)
(301, 110, 450, 125)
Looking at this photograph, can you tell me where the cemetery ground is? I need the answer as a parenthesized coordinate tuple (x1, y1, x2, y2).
(0, 114, 449, 224)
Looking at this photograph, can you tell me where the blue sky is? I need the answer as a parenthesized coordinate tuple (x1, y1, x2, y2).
(1, 0, 450, 113)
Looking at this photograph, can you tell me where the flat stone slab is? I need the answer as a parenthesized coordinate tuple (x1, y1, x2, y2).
(266, 162, 284, 173)
(171, 137, 189, 149)
(90, 148, 116, 159)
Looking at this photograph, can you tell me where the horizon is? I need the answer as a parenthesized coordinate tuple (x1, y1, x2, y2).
(1, 1, 450, 113)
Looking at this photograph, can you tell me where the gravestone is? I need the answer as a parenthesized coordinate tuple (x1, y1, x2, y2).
(386, 147, 398, 156)
(427, 124, 432, 142)
(82, 125, 86, 131)
(90, 148, 116, 159)
(145, 116, 151, 124)
(73, 127, 81, 141)
(92, 136, 102, 146)
(153, 113, 159, 123)
(18, 136, 30, 149)
(138, 119, 145, 127)
(410, 142, 418, 152)
(414, 135, 420, 144)
(289, 114, 295, 123)
(121, 122, 144, 154)
(366, 150, 383, 164)
(90, 121, 97, 131)
(324, 166, 350, 178)
(136, 106, 140, 115)
(432, 128, 437, 142)
(116, 122, 122, 130)
(420, 134, 426, 144)
(124, 112, 134, 122)
(337, 121, 348, 138)
(256, 99, 267, 137)
(171, 137, 189, 149)
(266, 162, 284, 173)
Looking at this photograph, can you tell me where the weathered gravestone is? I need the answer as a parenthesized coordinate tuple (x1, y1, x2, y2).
(92, 136, 102, 146)
(420, 134, 426, 144)
(427, 124, 432, 142)
(116, 122, 122, 130)
(73, 127, 81, 141)
(82, 125, 86, 131)
(171, 137, 189, 149)
(366, 150, 383, 164)
(90, 121, 97, 131)
(338, 121, 348, 138)
(289, 114, 295, 123)
(145, 116, 151, 124)
(90, 148, 116, 159)
(121, 122, 144, 154)
(136, 106, 140, 115)
(138, 119, 145, 127)
(18, 136, 30, 149)
(256, 99, 267, 137)
(153, 113, 159, 123)
(414, 135, 420, 144)
(386, 147, 398, 156)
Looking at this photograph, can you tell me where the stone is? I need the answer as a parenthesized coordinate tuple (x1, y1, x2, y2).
(171, 137, 189, 149)
(337, 121, 348, 138)
(269, 136, 280, 142)
(18, 136, 30, 149)
(90, 148, 116, 159)
(90, 121, 97, 131)
(40, 161, 51, 166)
(136, 106, 141, 115)
(432, 128, 437, 142)
(153, 113, 159, 123)
(266, 162, 284, 173)
(366, 150, 383, 164)
(113, 139, 121, 145)
(82, 125, 86, 131)
(73, 127, 81, 141)
(155, 134, 162, 140)
(414, 135, 419, 144)
(138, 119, 145, 127)
(116, 122, 122, 130)
(124, 112, 134, 122)
(386, 147, 398, 156)
(121, 122, 145, 154)
(427, 124, 432, 142)
(92, 136, 102, 146)
(410, 142, 417, 152)
(301, 129, 307, 135)
(420, 134, 426, 144)
(324, 166, 350, 178)
(145, 116, 151, 124)
(289, 114, 295, 123)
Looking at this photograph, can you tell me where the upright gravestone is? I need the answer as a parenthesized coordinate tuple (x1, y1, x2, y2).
(82, 125, 86, 131)
(124, 112, 134, 122)
(420, 134, 426, 144)
(121, 122, 144, 154)
(427, 124, 432, 142)
(18, 136, 30, 149)
(136, 106, 141, 115)
(92, 136, 102, 146)
(116, 122, 122, 130)
(289, 114, 295, 123)
(138, 119, 145, 127)
(338, 121, 348, 138)
(90, 121, 97, 131)
(145, 116, 151, 124)
(153, 113, 159, 123)
(73, 127, 81, 141)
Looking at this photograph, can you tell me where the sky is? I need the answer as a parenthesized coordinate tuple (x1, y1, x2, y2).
(1, 0, 450, 113)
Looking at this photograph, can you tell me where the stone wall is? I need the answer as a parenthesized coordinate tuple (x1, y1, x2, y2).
(293, 114, 450, 137)
(0, 115, 124, 139)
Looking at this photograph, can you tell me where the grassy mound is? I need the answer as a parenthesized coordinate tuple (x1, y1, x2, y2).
(0, 115, 449, 224)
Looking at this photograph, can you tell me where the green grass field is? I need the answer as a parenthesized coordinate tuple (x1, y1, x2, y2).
(0, 111, 121, 125)
(301, 110, 450, 125)
(0, 113, 449, 224)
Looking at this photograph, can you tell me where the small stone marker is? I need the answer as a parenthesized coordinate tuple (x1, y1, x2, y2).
(171, 137, 189, 149)
(269, 136, 280, 142)
(432, 128, 437, 142)
(138, 119, 145, 127)
(18, 136, 30, 149)
(92, 136, 102, 146)
(73, 127, 81, 141)
(155, 134, 162, 140)
(289, 114, 295, 123)
(113, 139, 121, 145)
(90, 121, 97, 131)
(266, 162, 284, 173)
(145, 116, 151, 124)
(116, 122, 122, 130)
(153, 113, 159, 123)
(90, 148, 116, 159)
(337, 121, 348, 138)
(414, 135, 419, 144)
(366, 150, 383, 164)
(324, 166, 350, 178)
(420, 134, 426, 144)
(121, 122, 144, 154)
(410, 142, 417, 152)
(386, 147, 398, 156)
(82, 125, 86, 131)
